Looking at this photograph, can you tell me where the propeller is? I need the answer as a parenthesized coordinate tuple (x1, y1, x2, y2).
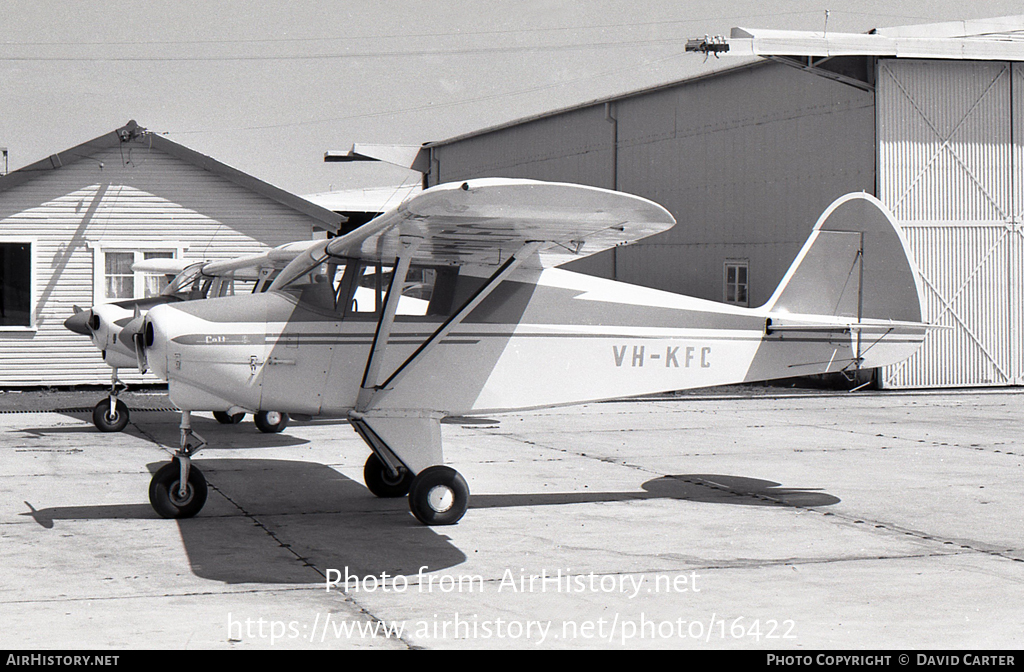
(119, 316, 149, 373)
(63, 306, 99, 336)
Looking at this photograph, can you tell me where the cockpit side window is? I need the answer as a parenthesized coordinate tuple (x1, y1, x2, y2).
(339, 261, 456, 319)
(279, 254, 460, 320)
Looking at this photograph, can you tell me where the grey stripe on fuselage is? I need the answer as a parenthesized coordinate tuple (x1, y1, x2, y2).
(167, 279, 764, 332)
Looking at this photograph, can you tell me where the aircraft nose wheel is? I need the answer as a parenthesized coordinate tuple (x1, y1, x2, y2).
(92, 398, 129, 432)
(149, 459, 208, 518)
(408, 465, 469, 525)
(254, 411, 289, 433)
(364, 453, 414, 498)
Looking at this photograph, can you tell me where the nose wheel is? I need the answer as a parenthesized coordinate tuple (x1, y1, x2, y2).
(92, 398, 129, 433)
(149, 458, 208, 518)
(407, 466, 469, 526)
(148, 411, 209, 519)
(92, 370, 129, 432)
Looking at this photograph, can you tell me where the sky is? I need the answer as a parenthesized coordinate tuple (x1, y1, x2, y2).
(2, 1, 1022, 196)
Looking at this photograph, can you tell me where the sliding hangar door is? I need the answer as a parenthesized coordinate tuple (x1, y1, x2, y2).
(878, 59, 1024, 388)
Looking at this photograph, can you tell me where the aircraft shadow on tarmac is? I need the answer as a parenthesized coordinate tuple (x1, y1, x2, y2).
(21, 461, 838, 584)
(21, 459, 466, 583)
(469, 474, 841, 510)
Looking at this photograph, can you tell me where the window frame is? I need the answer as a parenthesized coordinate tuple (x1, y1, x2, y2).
(0, 237, 37, 332)
(92, 243, 185, 305)
(723, 259, 750, 307)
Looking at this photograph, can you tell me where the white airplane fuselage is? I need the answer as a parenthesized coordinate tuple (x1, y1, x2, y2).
(144, 266, 923, 418)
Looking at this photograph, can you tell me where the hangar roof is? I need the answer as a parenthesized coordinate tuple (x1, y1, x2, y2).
(0, 120, 344, 233)
(427, 15, 1024, 149)
(727, 14, 1024, 61)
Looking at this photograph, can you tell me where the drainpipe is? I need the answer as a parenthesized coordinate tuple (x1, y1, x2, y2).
(604, 102, 618, 191)
(605, 102, 619, 280)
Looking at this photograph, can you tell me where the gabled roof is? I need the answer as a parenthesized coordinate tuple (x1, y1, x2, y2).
(0, 120, 343, 233)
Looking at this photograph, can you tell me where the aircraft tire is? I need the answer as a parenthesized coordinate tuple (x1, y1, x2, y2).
(254, 411, 289, 433)
(213, 411, 245, 425)
(93, 398, 129, 433)
(149, 459, 208, 519)
(363, 453, 413, 498)
(408, 466, 469, 526)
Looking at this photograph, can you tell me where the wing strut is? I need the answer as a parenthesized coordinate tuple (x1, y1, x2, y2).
(356, 236, 422, 411)
(358, 241, 543, 412)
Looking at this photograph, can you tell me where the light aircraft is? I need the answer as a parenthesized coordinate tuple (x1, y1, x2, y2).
(64, 241, 319, 432)
(121, 179, 928, 525)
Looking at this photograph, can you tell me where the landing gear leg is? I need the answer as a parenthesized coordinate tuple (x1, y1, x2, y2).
(149, 411, 209, 518)
(92, 368, 129, 432)
(350, 414, 469, 525)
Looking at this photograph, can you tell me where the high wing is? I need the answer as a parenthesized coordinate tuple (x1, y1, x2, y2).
(130, 239, 322, 287)
(271, 178, 675, 289)
(200, 240, 324, 276)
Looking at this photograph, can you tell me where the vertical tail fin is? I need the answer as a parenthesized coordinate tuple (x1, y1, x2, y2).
(765, 193, 923, 324)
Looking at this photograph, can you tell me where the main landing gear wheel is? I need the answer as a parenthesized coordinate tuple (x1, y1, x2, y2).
(213, 411, 245, 424)
(92, 398, 129, 433)
(254, 411, 288, 433)
(149, 459, 208, 519)
(408, 465, 469, 526)
(363, 453, 414, 498)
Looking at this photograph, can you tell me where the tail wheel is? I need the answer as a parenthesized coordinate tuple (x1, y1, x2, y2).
(92, 398, 129, 433)
(254, 411, 289, 433)
(363, 453, 413, 498)
(149, 459, 208, 519)
(408, 466, 469, 526)
(213, 411, 245, 424)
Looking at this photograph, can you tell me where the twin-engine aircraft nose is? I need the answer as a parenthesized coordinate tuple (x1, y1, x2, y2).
(63, 307, 98, 336)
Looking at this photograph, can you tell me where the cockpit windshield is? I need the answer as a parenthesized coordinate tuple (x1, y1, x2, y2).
(161, 263, 205, 296)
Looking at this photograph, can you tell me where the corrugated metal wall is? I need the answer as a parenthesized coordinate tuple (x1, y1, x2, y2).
(0, 142, 316, 386)
(430, 62, 874, 305)
(878, 59, 1024, 388)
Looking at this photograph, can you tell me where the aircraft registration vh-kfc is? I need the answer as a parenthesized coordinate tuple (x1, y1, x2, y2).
(119, 178, 928, 526)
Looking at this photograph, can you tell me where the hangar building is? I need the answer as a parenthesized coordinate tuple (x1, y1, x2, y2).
(418, 16, 1024, 389)
(0, 121, 342, 386)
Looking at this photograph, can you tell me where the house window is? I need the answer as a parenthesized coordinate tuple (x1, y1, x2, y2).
(724, 260, 749, 306)
(97, 247, 179, 302)
(0, 241, 33, 328)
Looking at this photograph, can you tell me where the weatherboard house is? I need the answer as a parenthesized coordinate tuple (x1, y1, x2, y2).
(0, 120, 342, 387)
